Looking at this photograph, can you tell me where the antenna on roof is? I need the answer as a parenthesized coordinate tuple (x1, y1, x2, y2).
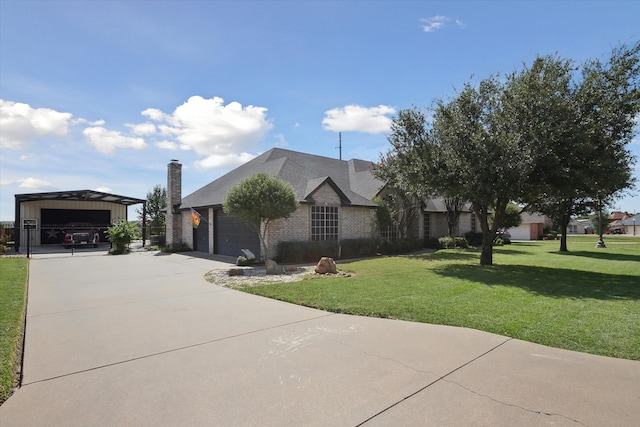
(338, 132, 342, 160)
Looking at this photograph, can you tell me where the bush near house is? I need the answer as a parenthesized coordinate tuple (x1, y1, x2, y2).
(464, 231, 484, 247)
(276, 238, 379, 263)
(438, 237, 469, 249)
(377, 238, 422, 254)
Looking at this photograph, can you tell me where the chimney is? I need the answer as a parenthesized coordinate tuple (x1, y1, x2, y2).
(166, 160, 183, 247)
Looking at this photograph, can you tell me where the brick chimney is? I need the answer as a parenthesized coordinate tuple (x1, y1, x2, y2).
(166, 160, 182, 247)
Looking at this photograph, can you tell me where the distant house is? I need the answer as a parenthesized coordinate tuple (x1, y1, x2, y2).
(620, 214, 639, 236)
(608, 211, 633, 234)
(421, 198, 477, 242)
(568, 218, 594, 234)
(165, 148, 481, 259)
(507, 212, 549, 241)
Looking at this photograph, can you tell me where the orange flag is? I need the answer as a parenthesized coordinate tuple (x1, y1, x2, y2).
(190, 208, 201, 228)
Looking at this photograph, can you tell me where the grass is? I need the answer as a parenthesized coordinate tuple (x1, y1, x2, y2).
(0, 257, 28, 405)
(241, 236, 640, 360)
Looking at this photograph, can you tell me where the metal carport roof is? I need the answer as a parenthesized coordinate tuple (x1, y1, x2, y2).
(14, 189, 146, 205)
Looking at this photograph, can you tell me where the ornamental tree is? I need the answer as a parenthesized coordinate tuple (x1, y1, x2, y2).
(223, 173, 298, 263)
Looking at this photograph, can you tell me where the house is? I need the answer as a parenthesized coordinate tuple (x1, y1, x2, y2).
(620, 214, 639, 236)
(507, 212, 549, 241)
(608, 211, 632, 234)
(421, 198, 477, 242)
(567, 218, 594, 234)
(166, 148, 382, 258)
(167, 148, 483, 259)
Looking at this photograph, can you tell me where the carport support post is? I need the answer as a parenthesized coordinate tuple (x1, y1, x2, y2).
(142, 202, 147, 247)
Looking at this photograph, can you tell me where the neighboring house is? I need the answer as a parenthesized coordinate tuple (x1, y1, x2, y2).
(567, 218, 594, 234)
(166, 148, 383, 258)
(620, 214, 639, 236)
(166, 147, 483, 259)
(507, 212, 549, 241)
(421, 198, 477, 243)
(608, 211, 632, 233)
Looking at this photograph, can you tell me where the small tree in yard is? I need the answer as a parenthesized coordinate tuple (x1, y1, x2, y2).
(137, 185, 166, 235)
(223, 173, 298, 264)
(106, 221, 141, 254)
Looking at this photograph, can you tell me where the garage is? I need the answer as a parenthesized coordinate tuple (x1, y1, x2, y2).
(214, 209, 260, 258)
(14, 190, 146, 250)
(192, 208, 209, 252)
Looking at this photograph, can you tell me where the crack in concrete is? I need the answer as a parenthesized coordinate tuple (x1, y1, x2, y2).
(443, 379, 590, 426)
(356, 338, 513, 426)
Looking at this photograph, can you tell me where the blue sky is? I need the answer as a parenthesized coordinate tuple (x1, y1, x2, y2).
(1, 0, 639, 220)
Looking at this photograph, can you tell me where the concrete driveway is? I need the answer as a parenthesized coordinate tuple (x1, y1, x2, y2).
(1, 249, 639, 426)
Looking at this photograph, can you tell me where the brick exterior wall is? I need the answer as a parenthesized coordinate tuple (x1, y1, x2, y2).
(166, 161, 183, 247)
(264, 183, 376, 257)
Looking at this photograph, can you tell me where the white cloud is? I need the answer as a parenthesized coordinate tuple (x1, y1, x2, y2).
(19, 177, 54, 189)
(194, 152, 256, 169)
(126, 122, 156, 135)
(455, 19, 467, 29)
(138, 96, 272, 169)
(0, 100, 73, 150)
(420, 15, 449, 32)
(420, 15, 465, 33)
(322, 104, 395, 133)
(141, 108, 167, 122)
(156, 140, 179, 150)
(83, 126, 148, 154)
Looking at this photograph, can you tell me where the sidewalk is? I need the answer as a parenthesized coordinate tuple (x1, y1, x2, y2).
(1, 250, 639, 426)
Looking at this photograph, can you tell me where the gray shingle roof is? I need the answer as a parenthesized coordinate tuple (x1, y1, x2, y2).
(180, 148, 384, 209)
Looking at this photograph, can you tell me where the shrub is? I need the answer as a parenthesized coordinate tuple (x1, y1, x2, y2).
(464, 231, 484, 247)
(161, 243, 192, 253)
(378, 239, 422, 254)
(236, 255, 250, 266)
(424, 237, 441, 249)
(339, 238, 378, 259)
(106, 221, 140, 254)
(438, 237, 469, 249)
(276, 240, 339, 263)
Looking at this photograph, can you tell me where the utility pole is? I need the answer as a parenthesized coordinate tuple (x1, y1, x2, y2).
(338, 132, 342, 160)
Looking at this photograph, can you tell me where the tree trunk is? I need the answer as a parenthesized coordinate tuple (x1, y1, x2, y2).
(477, 205, 494, 266)
(480, 239, 493, 266)
(259, 220, 269, 262)
(558, 212, 570, 252)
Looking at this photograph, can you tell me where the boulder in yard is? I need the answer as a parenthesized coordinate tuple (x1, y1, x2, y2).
(315, 257, 337, 274)
(266, 259, 284, 275)
(228, 268, 244, 276)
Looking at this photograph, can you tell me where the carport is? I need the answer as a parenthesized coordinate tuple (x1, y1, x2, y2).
(14, 190, 146, 251)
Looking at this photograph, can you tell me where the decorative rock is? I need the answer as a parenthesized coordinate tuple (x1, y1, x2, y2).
(266, 259, 284, 275)
(315, 257, 337, 274)
(228, 268, 244, 276)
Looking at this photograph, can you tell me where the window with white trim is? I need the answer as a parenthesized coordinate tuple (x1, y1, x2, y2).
(311, 206, 339, 241)
(470, 212, 477, 232)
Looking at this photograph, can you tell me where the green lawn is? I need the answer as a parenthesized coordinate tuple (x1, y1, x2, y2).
(242, 236, 640, 360)
(0, 257, 28, 405)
